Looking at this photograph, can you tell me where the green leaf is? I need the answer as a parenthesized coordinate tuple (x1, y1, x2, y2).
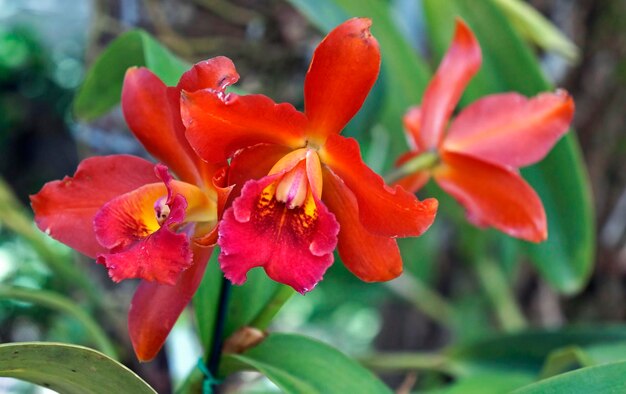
(493, 0, 579, 62)
(0, 286, 117, 359)
(513, 361, 626, 393)
(222, 333, 392, 393)
(422, 0, 594, 294)
(0, 342, 155, 394)
(74, 29, 189, 120)
(448, 326, 626, 376)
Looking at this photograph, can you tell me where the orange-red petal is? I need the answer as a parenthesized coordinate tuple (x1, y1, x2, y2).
(218, 174, 339, 294)
(403, 106, 424, 152)
(181, 90, 307, 163)
(176, 56, 239, 92)
(30, 155, 159, 258)
(122, 67, 210, 184)
(322, 168, 402, 282)
(320, 134, 438, 237)
(94, 182, 193, 284)
(442, 91, 575, 168)
(419, 19, 481, 150)
(304, 18, 381, 140)
(433, 151, 547, 242)
(128, 245, 213, 362)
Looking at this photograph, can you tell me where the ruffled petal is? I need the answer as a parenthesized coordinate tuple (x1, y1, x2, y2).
(95, 191, 193, 284)
(218, 174, 339, 294)
(176, 56, 239, 92)
(433, 151, 547, 242)
(320, 134, 438, 237)
(128, 245, 213, 362)
(30, 155, 158, 258)
(442, 91, 575, 168)
(419, 19, 481, 150)
(304, 18, 381, 140)
(181, 90, 307, 163)
(394, 151, 431, 193)
(122, 68, 212, 184)
(322, 168, 402, 282)
(94, 166, 208, 284)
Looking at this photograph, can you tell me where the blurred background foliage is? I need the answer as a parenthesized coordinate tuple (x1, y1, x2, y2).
(0, 0, 626, 393)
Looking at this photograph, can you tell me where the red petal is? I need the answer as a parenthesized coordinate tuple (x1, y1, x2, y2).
(434, 151, 547, 242)
(218, 174, 339, 294)
(181, 90, 307, 163)
(322, 169, 402, 282)
(403, 106, 423, 151)
(176, 56, 239, 92)
(443, 91, 575, 167)
(419, 19, 481, 150)
(304, 18, 381, 140)
(122, 68, 214, 185)
(320, 134, 438, 237)
(95, 191, 193, 284)
(129, 245, 213, 362)
(30, 155, 158, 258)
(394, 151, 431, 193)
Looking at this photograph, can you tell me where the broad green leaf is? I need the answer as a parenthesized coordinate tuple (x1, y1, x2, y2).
(425, 372, 534, 394)
(0, 342, 155, 394)
(448, 326, 626, 376)
(422, 0, 594, 294)
(222, 333, 392, 393)
(74, 29, 189, 120)
(513, 361, 626, 393)
(0, 286, 117, 359)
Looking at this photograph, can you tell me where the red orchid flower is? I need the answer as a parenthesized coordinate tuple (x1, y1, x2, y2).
(394, 19, 574, 242)
(30, 58, 235, 361)
(181, 18, 438, 294)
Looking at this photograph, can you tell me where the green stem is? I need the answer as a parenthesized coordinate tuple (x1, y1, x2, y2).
(249, 285, 295, 330)
(359, 352, 451, 374)
(0, 285, 118, 359)
(474, 257, 527, 331)
(0, 178, 100, 304)
(383, 151, 438, 184)
(386, 274, 455, 327)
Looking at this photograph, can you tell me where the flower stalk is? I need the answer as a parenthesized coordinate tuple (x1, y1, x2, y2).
(383, 151, 438, 184)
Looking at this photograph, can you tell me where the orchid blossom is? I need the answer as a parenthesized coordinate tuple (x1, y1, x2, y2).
(392, 20, 574, 242)
(30, 58, 236, 361)
(181, 18, 438, 294)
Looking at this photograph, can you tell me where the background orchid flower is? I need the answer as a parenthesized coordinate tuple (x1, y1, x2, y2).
(30, 58, 235, 361)
(392, 19, 574, 243)
(181, 18, 438, 294)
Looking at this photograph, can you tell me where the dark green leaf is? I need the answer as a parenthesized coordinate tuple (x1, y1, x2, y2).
(425, 372, 534, 394)
(74, 29, 188, 120)
(0, 342, 155, 394)
(448, 326, 626, 376)
(222, 333, 392, 393)
(513, 361, 626, 393)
